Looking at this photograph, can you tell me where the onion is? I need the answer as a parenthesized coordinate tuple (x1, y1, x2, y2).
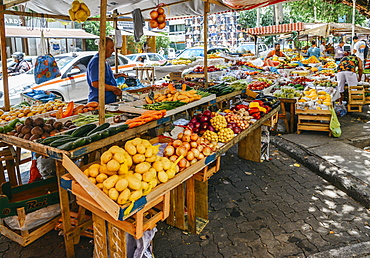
(176, 146, 188, 157)
(183, 130, 192, 136)
(203, 146, 212, 156)
(191, 148, 200, 158)
(190, 133, 198, 142)
(196, 113, 203, 120)
(183, 142, 191, 151)
(198, 153, 205, 160)
(179, 158, 187, 168)
(190, 141, 198, 148)
(164, 145, 175, 156)
(183, 135, 191, 142)
(197, 144, 204, 152)
(169, 155, 179, 163)
(233, 127, 242, 134)
(173, 140, 182, 148)
(190, 118, 198, 124)
(193, 128, 200, 133)
(227, 124, 234, 129)
(185, 160, 190, 168)
(190, 159, 197, 165)
(201, 122, 209, 130)
(187, 150, 194, 161)
(178, 133, 184, 140)
(203, 110, 212, 117)
(200, 116, 209, 123)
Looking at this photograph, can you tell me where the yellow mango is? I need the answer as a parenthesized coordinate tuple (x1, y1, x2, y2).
(132, 138, 142, 146)
(133, 154, 146, 164)
(71, 0, 81, 12)
(88, 167, 99, 178)
(117, 188, 131, 205)
(145, 146, 153, 158)
(135, 162, 151, 174)
(152, 161, 164, 172)
(88, 177, 96, 184)
(101, 151, 112, 164)
(108, 188, 119, 201)
(126, 175, 142, 190)
(136, 144, 146, 154)
(158, 171, 168, 183)
(142, 171, 154, 182)
(103, 175, 119, 189)
(96, 173, 108, 183)
(125, 142, 137, 156)
(115, 178, 129, 192)
(114, 152, 126, 164)
(118, 163, 129, 175)
(133, 173, 143, 181)
(107, 159, 120, 173)
(129, 190, 143, 202)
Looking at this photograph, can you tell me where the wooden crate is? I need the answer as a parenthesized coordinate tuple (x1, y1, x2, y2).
(55, 211, 94, 239)
(347, 104, 363, 112)
(296, 107, 331, 136)
(348, 86, 365, 105)
(170, 72, 182, 81)
(262, 112, 279, 128)
(193, 157, 221, 182)
(0, 207, 61, 246)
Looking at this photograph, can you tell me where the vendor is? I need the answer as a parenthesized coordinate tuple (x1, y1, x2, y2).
(86, 37, 123, 104)
(263, 43, 286, 66)
(307, 41, 320, 58)
(336, 54, 363, 104)
(334, 41, 345, 62)
(320, 40, 326, 56)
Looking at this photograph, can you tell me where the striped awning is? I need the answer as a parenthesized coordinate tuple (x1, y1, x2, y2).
(247, 22, 305, 36)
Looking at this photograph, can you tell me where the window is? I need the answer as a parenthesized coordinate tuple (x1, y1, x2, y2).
(148, 54, 160, 61)
(118, 56, 128, 65)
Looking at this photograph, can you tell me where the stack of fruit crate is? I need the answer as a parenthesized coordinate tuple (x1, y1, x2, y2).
(348, 86, 365, 112)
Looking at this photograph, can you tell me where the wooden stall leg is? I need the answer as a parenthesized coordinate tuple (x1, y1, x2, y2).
(92, 213, 108, 258)
(195, 180, 208, 221)
(73, 206, 86, 244)
(56, 161, 75, 258)
(166, 183, 186, 230)
(5, 158, 18, 186)
(238, 126, 262, 162)
(17, 207, 29, 238)
(107, 223, 127, 258)
(186, 178, 196, 234)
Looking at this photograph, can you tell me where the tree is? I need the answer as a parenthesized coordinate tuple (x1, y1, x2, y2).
(82, 18, 114, 51)
(156, 36, 171, 53)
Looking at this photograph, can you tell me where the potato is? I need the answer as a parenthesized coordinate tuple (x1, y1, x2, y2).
(126, 175, 142, 190)
(135, 162, 151, 174)
(133, 173, 142, 181)
(152, 161, 164, 172)
(118, 163, 129, 175)
(83, 169, 90, 177)
(99, 163, 116, 176)
(103, 175, 119, 189)
(161, 157, 171, 170)
(123, 152, 133, 167)
(131, 138, 142, 146)
(129, 190, 143, 202)
(152, 145, 160, 155)
(150, 178, 158, 188)
(96, 183, 104, 189)
(133, 154, 145, 164)
(166, 168, 175, 179)
(114, 152, 126, 164)
(145, 147, 153, 158)
(108, 188, 119, 201)
(109, 145, 123, 154)
(96, 173, 108, 183)
(125, 142, 137, 156)
(103, 187, 109, 195)
(142, 140, 152, 148)
(136, 144, 146, 154)
(88, 177, 96, 184)
(141, 182, 149, 191)
(148, 168, 157, 178)
(146, 155, 157, 163)
(158, 171, 168, 183)
(107, 159, 120, 172)
(142, 171, 154, 182)
(89, 167, 99, 178)
(117, 188, 131, 205)
(115, 179, 128, 191)
(101, 151, 112, 164)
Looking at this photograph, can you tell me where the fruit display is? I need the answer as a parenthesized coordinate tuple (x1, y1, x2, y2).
(299, 88, 332, 106)
(322, 61, 336, 69)
(148, 89, 201, 104)
(192, 65, 221, 73)
(205, 82, 235, 96)
(210, 115, 227, 131)
(149, 7, 166, 30)
(84, 139, 179, 205)
(312, 70, 335, 78)
(273, 87, 301, 99)
(225, 113, 251, 131)
(69, 0, 90, 23)
(291, 55, 304, 61)
(229, 79, 249, 91)
(234, 61, 264, 71)
(124, 110, 166, 128)
(313, 79, 338, 88)
(164, 129, 214, 169)
(247, 79, 272, 91)
(4, 117, 76, 141)
(217, 128, 234, 143)
(301, 56, 320, 64)
(202, 130, 218, 143)
(0, 100, 66, 123)
(188, 110, 216, 134)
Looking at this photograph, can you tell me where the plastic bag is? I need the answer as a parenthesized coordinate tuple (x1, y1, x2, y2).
(330, 108, 342, 137)
(250, 58, 264, 67)
(34, 54, 61, 84)
(37, 156, 56, 179)
(334, 103, 347, 117)
(28, 153, 42, 183)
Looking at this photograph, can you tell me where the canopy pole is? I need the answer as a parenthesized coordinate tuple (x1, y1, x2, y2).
(98, 0, 107, 125)
(203, 0, 210, 88)
(114, 10, 119, 76)
(0, 2, 10, 111)
(351, 0, 356, 51)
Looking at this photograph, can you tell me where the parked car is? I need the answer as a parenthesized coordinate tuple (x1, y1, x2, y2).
(0, 51, 138, 106)
(125, 53, 166, 65)
(167, 48, 176, 59)
(235, 43, 270, 57)
(176, 46, 230, 59)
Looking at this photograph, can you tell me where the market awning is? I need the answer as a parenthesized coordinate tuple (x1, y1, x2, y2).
(5, 26, 99, 39)
(247, 22, 305, 36)
(302, 23, 370, 37)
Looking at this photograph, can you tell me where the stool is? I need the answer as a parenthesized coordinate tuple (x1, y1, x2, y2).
(277, 99, 296, 133)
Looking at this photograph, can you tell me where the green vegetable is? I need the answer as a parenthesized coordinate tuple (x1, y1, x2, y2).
(87, 122, 110, 136)
(83, 136, 92, 144)
(0, 126, 4, 133)
(73, 138, 87, 148)
(57, 141, 76, 151)
(108, 126, 120, 136)
(142, 101, 186, 110)
(117, 124, 129, 133)
(8, 118, 20, 129)
(71, 124, 97, 137)
(89, 132, 102, 142)
(72, 113, 114, 127)
(50, 137, 79, 147)
(100, 129, 110, 139)
(41, 135, 72, 145)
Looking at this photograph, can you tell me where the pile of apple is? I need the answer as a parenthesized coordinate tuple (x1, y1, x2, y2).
(192, 65, 221, 73)
(149, 7, 166, 29)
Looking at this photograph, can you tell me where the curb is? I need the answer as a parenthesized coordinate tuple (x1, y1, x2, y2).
(271, 136, 370, 209)
(307, 241, 370, 258)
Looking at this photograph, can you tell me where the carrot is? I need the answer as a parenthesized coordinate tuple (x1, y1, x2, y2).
(182, 84, 187, 91)
(86, 102, 99, 108)
(168, 83, 176, 91)
(128, 122, 145, 128)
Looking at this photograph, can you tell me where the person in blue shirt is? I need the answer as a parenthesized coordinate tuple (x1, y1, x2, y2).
(307, 41, 321, 58)
(86, 37, 123, 104)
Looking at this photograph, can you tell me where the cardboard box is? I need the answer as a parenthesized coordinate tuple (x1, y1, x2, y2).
(170, 72, 182, 81)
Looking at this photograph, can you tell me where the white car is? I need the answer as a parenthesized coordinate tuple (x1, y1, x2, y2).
(125, 53, 166, 65)
(0, 51, 138, 106)
(235, 43, 270, 57)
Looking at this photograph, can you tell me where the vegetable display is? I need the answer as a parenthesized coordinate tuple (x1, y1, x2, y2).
(205, 82, 235, 96)
(148, 89, 202, 104)
(142, 101, 186, 111)
(125, 110, 166, 128)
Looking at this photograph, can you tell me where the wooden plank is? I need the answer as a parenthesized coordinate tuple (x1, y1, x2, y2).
(55, 160, 75, 258)
(238, 125, 262, 162)
(295, 109, 331, 115)
(0, 4, 9, 111)
(298, 125, 330, 131)
(174, 184, 185, 230)
(195, 180, 208, 220)
(62, 154, 120, 220)
(98, 0, 107, 125)
(298, 122, 330, 127)
(22, 216, 61, 246)
(107, 223, 127, 258)
(298, 115, 331, 121)
(92, 214, 108, 258)
(216, 90, 243, 103)
(166, 189, 176, 226)
(186, 177, 196, 234)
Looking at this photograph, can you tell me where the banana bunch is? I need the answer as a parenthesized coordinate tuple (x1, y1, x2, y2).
(69, 0, 90, 23)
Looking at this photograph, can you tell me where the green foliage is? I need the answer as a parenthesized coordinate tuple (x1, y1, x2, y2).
(156, 36, 171, 53)
(82, 18, 114, 51)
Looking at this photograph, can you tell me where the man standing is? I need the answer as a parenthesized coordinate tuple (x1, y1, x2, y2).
(353, 36, 366, 62)
(320, 40, 326, 56)
(86, 37, 123, 104)
(336, 54, 363, 104)
(334, 41, 346, 62)
(308, 41, 321, 58)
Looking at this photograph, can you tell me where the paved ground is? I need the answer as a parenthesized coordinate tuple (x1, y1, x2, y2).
(2, 126, 370, 257)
